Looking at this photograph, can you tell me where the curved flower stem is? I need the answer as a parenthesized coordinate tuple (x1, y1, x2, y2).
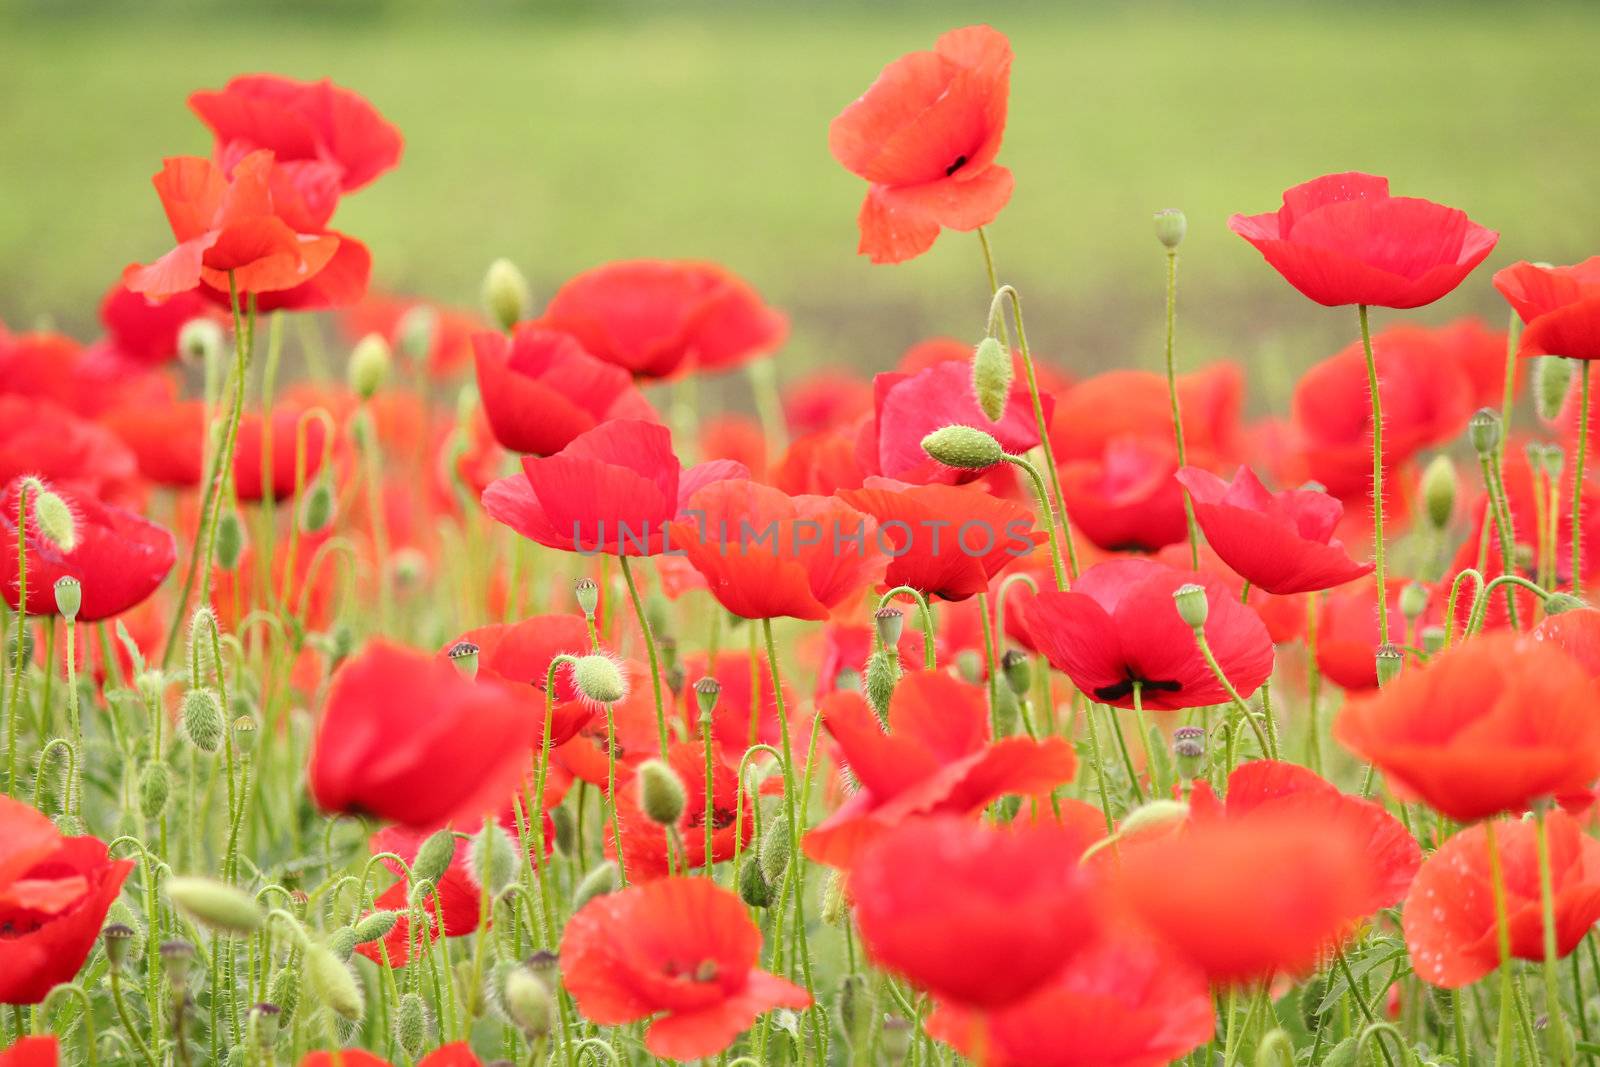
(1104, 703, 1144, 805)
(617, 555, 669, 760)
(1336, 949, 1399, 1067)
(1444, 568, 1485, 649)
(1002, 454, 1067, 590)
(1467, 575, 1554, 638)
(31, 738, 74, 814)
(1358, 304, 1391, 646)
(1575, 360, 1591, 597)
(1193, 629, 1276, 759)
(109, 968, 159, 1067)
(1162, 248, 1200, 568)
(1536, 806, 1576, 1067)
(1479, 450, 1522, 629)
(5, 479, 30, 796)
(604, 700, 628, 888)
(876, 586, 936, 670)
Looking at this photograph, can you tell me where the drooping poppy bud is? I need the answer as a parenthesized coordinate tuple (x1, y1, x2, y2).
(30, 486, 77, 553)
(180, 318, 225, 364)
(573, 654, 627, 705)
(181, 688, 224, 753)
(298, 476, 335, 534)
(1534, 355, 1574, 422)
(470, 818, 517, 896)
(1421, 455, 1456, 530)
(352, 910, 399, 944)
(305, 942, 364, 1022)
(573, 861, 620, 910)
(738, 853, 774, 908)
(166, 877, 267, 935)
(393, 992, 430, 1059)
(215, 510, 246, 571)
(921, 425, 1005, 470)
(971, 336, 1013, 422)
(139, 761, 170, 819)
(865, 648, 898, 720)
(411, 828, 458, 887)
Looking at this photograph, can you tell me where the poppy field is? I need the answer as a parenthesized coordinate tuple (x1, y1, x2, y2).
(8, 11, 1600, 1067)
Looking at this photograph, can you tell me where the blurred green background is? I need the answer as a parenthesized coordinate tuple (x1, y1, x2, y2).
(2, 1, 1597, 400)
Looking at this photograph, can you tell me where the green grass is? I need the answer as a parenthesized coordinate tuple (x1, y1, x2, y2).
(3, 2, 1598, 393)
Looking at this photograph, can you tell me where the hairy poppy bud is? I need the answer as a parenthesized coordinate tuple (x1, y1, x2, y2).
(103, 923, 137, 973)
(738, 853, 774, 908)
(956, 649, 983, 684)
(873, 606, 904, 648)
(1399, 582, 1429, 622)
(1172, 725, 1205, 781)
(1153, 208, 1187, 250)
(215, 510, 246, 571)
(352, 910, 399, 944)
(411, 828, 457, 888)
(991, 681, 1019, 736)
(397, 305, 438, 362)
(550, 804, 577, 857)
(573, 861, 620, 911)
(248, 1003, 281, 1050)
(1421, 455, 1456, 530)
(268, 967, 299, 1023)
(504, 964, 555, 1038)
(834, 667, 862, 692)
(1000, 648, 1031, 696)
(1419, 625, 1446, 654)
(348, 332, 392, 400)
(573, 654, 626, 705)
(1468, 408, 1501, 456)
(326, 926, 358, 961)
(921, 424, 1005, 470)
(759, 815, 791, 887)
(834, 973, 868, 1040)
(306, 942, 364, 1022)
(573, 576, 600, 617)
(470, 819, 517, 895)
(446, 640, 480, 678)
(393, 992, 431, 1058)
(298, 476, 335, 534)
(31, 488, 77, 553)
(1535, 355, 1575, 423)
(482, 258, 531, 331)
(1375, 643, 1404, 688)
(1172, 583, 1208, 630)
(139, 761, 170, 819)
(636, 759, 687, 827)
(1545, 592, 1588, 616)
(160, 940, 196, 989)
(820, 869, 849, 927)
(181, 688, 224, 753)
(179, 318, 224, 364)
(1121, 799, 1191, 836)
(970, 336, 1013, 422)
(865, 649, 898, 720)
(166, 876, 263, 935)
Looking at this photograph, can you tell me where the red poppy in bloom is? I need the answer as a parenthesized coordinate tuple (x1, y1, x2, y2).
(849, 816, 1100, 1008)
(560, 877, 811, 1060)
(803, 671, 1075, 867)
(0, 397, 141, 505)
(300, 1043, 481, 1067)
(1434, 317, 1515, 409)
(309, 641, 542, 829)
(925, 922, 1216, 1067)
(0, 326, 171, 420)
(190, 74, 403, 193)
(447, 614, 596, 749)
(1532, 608, 1600, 678)
(699, 415, 768, 484)
(1229, 172, 1498, 308)
(539, 260, 787, 380)
(1057, 437, 1189, 553)
(829, 25, 1013, 264)
(1, 478, 176, 622)
(472, 326, 656, 456)
(1313, 578, 1406, 692)
(1336, 632, 1600, 821)
(0, 797, 134, 1003)
(782, 371, 874, 437)
(355, 823, 487, 968)
(1176, 466, 1373, 594)
(772, 430, 868, 497)
(341, 294, 482, 378)
(860, 361, 1052, 485)
(1024, 559, 1274, 711)
(233, 405, 331, 502)
(670, 480, 885, 621)
(610, 742, 754, 881)
(0, 1038, 57, 1067)
(1050, 364, 1243, 464)
(483, 420, 747, 556)
(839, 478, 1042, 600)
(1494, 258, 1600, 361)
(679, 650, 793, 756)
(1113, 807, 1378, 984)
(93, 282, 219, 367)
(1404, 811, 1600, 988)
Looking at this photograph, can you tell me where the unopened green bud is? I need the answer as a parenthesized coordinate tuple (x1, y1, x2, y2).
(182, 688, 224, 753)
(504, 964, 555, 1038)
(865, 649, 898, 721)
(446, 640, 480, 678)
(326, 926, 358, 961)
(215, 510, 246, 571)
(573, 654, 626, 705)
(393, 992, 430, 1059)
(298, 476, 335, 534)
(1173, 583, 1208, 630)
(1375, 643, 1404, 688)
(920, 425, 1004, 470)
(352, 910, 399, 945)
(179, 318, 224, 364)
(1419, 625, 1447, 654)
(139, 761, 170, 819)
(1120, 799, 1190, 836)
(971, 336, 1013, 422)
(991, 681, 1019, 736)
(573, 862, 620, 911)
(1000, 649, 1031, 696)
(835, 973, 868, 1041)
(873, 606, 904, 648)
(268, 967, 299, 1023)
(955, 649, 983, 684)
(820, 868, 849, 927)
(305, 942, 364, 1022)
(348, 333, 392, 400)
(1468, 408, 1501, 456)
(737, 853, 774, 908)
(550, 804, 577, 857)
(1399, 582, 1429, 622)
(1544, 592, 1589, 616)
(482, 258, 531, 332)
(1421, 455, 1456, 530)
(470, 819, 518, 895)
(573, 577, 599, 617)
(166, 876, 263, 935)
(1153, 208, 1188, 250)
(32, 489, 77, 553)
(758, 815, 791, 887)
(411, 828, 457, 887)
(397, 305, 438, 362)
(53, 576, 81, 621)
(637, 759, 687, 827)
(1535, 356, 1575, 423)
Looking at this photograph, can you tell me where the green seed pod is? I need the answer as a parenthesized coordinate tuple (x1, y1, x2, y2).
(1173, 724, 1206, 782)
(573, 576, 600, 617)
(446, 640, 480, 678)
(268, 965, 300, 1023)
(305, 942, 364, 1022)
(1419, 625, 1447, 654)
(737, 853, 774, 908)
(393, 992, 430, 1060)
(504, 964, 555, 1038)
(873, 606, 904, 648)
(573, 861, 620, 911)
(920, 425, 1005, 470)
(347, 332, 392, 401)
(102, 923, 138, 973)
(636, 758, 687, 827)
(165, 876, 264, 935)
(1375, 643, 1404, 688)
(470, 819, 518, 896)
(1467, 407, 1501, 456)
(550, 804, 577, 857)
(482, 258, 531, 331)
(411, 828, 458, 888)
(1000, 649, 1031, 697)
(1535, 355, 1575, 423)
(138, 761, 170, 819)
(1172, 582, 1209, 630)
(758, 815, 791, 887)
(970, 336, 1013, 422)
(1399, 581, 1429, 623)
(298, 476, 335, 534)
(1421, 455, 1456, 530)
(179, 318, 225, 364)
(352, 910, 399, 944)
(181, 688, 224, 753)
(865, 649, 898, 721)
(1153, 207, 1188, 250)
(215, 510, 247, 571)
(326, 926, 358, 961)
(693, 676, 721, 718)
(573, 654, 627, 705)
(53, 576, 81, 621)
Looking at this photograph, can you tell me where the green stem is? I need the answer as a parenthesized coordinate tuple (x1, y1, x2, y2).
(1163, 248, 1200, 568)
(1002, 454, 1067, 590)
(618, 555, 669, 760)
(6, 479, 30, 796)
(875, 586, 936, 670)
(1194, 628, 1276, 758)
(1538, 807, 1576, 1067)
(1358, 304, 1390, 645)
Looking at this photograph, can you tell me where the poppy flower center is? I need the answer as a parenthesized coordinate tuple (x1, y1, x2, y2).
(944, 154, 969, 177)
(1093, 674, 1183, 703)
(660, 957, 721, 983)
(688, 805, 737, 831)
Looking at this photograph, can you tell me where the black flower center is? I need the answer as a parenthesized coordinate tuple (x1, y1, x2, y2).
(945, 154, 968, 177)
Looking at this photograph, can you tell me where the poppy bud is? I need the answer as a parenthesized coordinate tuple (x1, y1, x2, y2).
(737, 853, 774, 908)
(1120, 799, 1191, 836)
(865, 649, 898, 720)
(1173, 725, 1206, 781)
(573, 861, 620, 911)
(215, 510, 247, 571)
(1419, 625, 1446, 654)
(393, 992, 431, 1059)
(834, 667, 862, 692)
(573, 576, 600, 618)
(103, 923, 137, 973)
(470, 819, 518, 896)
(1542, 442, 1565, 481)
(482, 258, 531, 331)
(970, 336, 1013, 422)
(306, 942, 364, 1022)
(882, 1018, 914, 1062)
(991, 681, 1020, 737)
(636, 758, 687, 827)
(166, 875, 263, 935)
(347, 332, 392, 400)
(407, 879, 437, 911)
(921, 424, 1005, 470)
(834, 973, 868, 1040)
(179, 318, 224, 364)
(820, 868, 849, 927)
(1399, 582, 1429, 623)
(232, 714, 259, 752)
(352, 910, 399, 944)
(446, 640, 480, 678)
(1375, 643, 1404, 688)
(693, 676, 721, 720)
(248, 1003, 281, 1051)
(182, 688, 225, 753)
(268, 968, 299, 1023)
(391, 303, 435, 361)
(955, 649, 983, 684)
(139, 761, 170, 819)
(1172, 582, 1209, 630)
(1544, 592, 1589, 616)
(297, 476, 335, 534)
(31, 488, 77, 553)
(160, 940, 196, 989)
(1468, 408, 1501, 456)
(550, 804, 577, 857)
(411, 828, 458, 887)
(326, 926, 358, 961)
(1153, 208, 1188, 250)
(573, 654, 627, 705)
(53, 576, 81, 621)
(1421, 455, 1456, 530)
(873, 606, 904, 648)
(503, 964, 555, 1038)
(759, 814, 791, 887)
(1534, 355, 1575, 423)
(1000, 649, 1031, 696)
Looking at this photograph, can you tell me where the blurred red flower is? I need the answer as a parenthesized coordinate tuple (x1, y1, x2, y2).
(1494, 258, 1600, 360)
(1057, 436, 1189, 553)
(341, 294, 482, 378)
(445, 614, 597, 749)
(0, 397, 141, 505)
(829, 26, 1014, 264)
(772, 430, 868, 497)
(679, 650, 793, 757)
(1314, 577, 1406, 692)
(0, 1038, 57, 1067)
(1050, 364, 1243, 464)
(93, 282, 220, 368)
(300, 1044, 481, 1067)
(609, 741, 753, 881)
(1531, 608, 1600, 678)
(782, 371, 873, 437)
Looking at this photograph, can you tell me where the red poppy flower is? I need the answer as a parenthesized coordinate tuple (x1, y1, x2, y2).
(1532, 608, 1600, 678)
(472, 326, 656, 456)
(309, 641, 542, 829)
(300, 1044, 481, 1067)
(839, 478, 1042, 601)
(860, 361, 1052, 485)
(355, 823, 485, 968)
(1434, 317, 1515, 409)
(1494, 258, 1600, 361)
(560, 876, 811, 1060)
(0, 1037, 57, 1067)
(609, 742, 753, 881)
(1057, 437, 1189, 553)
(1113, 807, 1379, 984)
(538, 260, 787, 380)
(0, 797, 134, 1004)
(447, 614, 596, 748)
(0, 397, 141, 505)
(233, 404, 331, 502)
(0, 478, 176, 622)
(1176, 465, 1373, 594)
(341, 294, 482, 378)
(849, 816, 1100, 1008)
(1050, 363, 1243, 464)
(1404, 811, 1600, 988)
(483, 420, 746, 556)
(925, 921, 1215, 1067)
(1336, 632, 1600, 821)
(699, 415, 768, 484)
(0, 327, 170, 420)
(670, 480, 884, 621)
(782, 371, 874, 437)
(101, 399, 206, 489)
(190, 74, 403, 193)
(94, 282, 220, 367)
(1313, 578, 1406, 692)
(679, 650, 793, 757)
(772, 430, 868, 497)
(1229, 172, 1498, 308)
(1023, 558, 1274, 711)
(829, 26, 1013, 264)
(803, 671, 1075, 868)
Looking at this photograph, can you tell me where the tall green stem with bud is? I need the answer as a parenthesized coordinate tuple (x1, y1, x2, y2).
(1155, 209, 1200, 568)
(618, 555, 670, 760)
(1358, 305, 1391, 648)
(6, 478, 32, 796)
